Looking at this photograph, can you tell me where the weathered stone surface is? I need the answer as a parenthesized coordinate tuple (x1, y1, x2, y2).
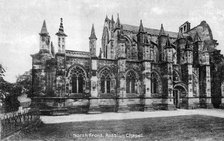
(31, 18, 221, 114)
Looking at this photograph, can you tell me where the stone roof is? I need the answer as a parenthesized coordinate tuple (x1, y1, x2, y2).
(122, 24, 178, 38)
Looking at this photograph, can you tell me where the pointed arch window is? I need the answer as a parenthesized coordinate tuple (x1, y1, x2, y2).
(151, 72, 162, 94)
(126, 71, 136, 93)
(100, 69, 111, 93)
(71, 67, 85, 93)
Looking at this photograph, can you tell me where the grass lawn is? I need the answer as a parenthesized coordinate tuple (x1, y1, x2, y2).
(14, 115, 224, 141)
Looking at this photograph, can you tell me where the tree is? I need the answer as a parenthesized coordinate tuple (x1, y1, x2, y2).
(210, 50, 224, 108)
(0, 64, 5, 79)
(16, 70, 32, 97)
(0, 64, 20, 113)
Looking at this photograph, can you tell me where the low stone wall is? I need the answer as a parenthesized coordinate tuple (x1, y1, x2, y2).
(32, 97, 213, 115)
(0, 108, 41, 140)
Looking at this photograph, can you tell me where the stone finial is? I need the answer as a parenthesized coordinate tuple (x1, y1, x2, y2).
(89, 24, 97, 40)
(40, 20, 49, 35)
(139, 20, 144, 33)
(56, 18, 67, 36)
(159, 24, 166, 36)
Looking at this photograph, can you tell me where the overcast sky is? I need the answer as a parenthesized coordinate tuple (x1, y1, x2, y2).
(1, 0, 224, 82)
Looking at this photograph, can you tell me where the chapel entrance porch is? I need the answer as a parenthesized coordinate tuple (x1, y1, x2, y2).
(173, 85, 188, 109)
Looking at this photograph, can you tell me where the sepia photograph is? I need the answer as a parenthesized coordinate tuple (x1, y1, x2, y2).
(1, 0, 224, 140)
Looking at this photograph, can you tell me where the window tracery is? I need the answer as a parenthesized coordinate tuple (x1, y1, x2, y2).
(151, 72, 162, 94)
(70, 67, 86, 93)
(126, 71, 136, 93)
(100, 69, 111, 93)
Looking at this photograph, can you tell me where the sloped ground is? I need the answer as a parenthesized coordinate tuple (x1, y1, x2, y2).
(10, 114, 224, 140)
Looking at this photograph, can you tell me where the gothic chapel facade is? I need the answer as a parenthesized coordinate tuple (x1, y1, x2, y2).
(31, 15, 219, 113)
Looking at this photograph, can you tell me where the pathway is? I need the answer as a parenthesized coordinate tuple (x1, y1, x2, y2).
(41, 109, 224, 124)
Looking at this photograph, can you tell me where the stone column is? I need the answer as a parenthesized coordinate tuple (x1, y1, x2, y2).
(187, 64, 194, 108)
(88, 58, 101, 114)
(143, 62, 153, 111)
(117, 60, 129, 112)
(166, 63, 175, 110)
(205, 65, 213, 108)
(117, 76, 129, 112)
(188, 64, 199, 109)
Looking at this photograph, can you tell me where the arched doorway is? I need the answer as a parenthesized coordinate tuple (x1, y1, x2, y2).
(174, 84, 188, 109)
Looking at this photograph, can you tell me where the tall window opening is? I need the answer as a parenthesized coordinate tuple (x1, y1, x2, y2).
(71, 67, 85, 93)
(126, 71, 136, 93)
(100, 69, 111, 93)
(151, 72, 161, 94)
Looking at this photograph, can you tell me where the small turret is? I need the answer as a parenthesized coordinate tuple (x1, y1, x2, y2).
(139, 20, 144, 33)
(137, 20, 145, 44)
(158, 24, 167, 61)
(159, 24, 166, 37)
(115, 14, 121, 29)
(137, 20, 146, 60)
(89, 24, 97, 57)
(185, 41, 193, 64)
(40, 20, 49, 35)
(56, 18, 67, 53)
(39, 20, 50, 52)
(176, 29, 187, 64)
(105, 15, 109, 22)
(89, 24, 97, 40)
(164, 35, 174, 62)
(111, 15, 115, 30)
(193, 32, 202, 66)
(99, 48, 103, 59)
